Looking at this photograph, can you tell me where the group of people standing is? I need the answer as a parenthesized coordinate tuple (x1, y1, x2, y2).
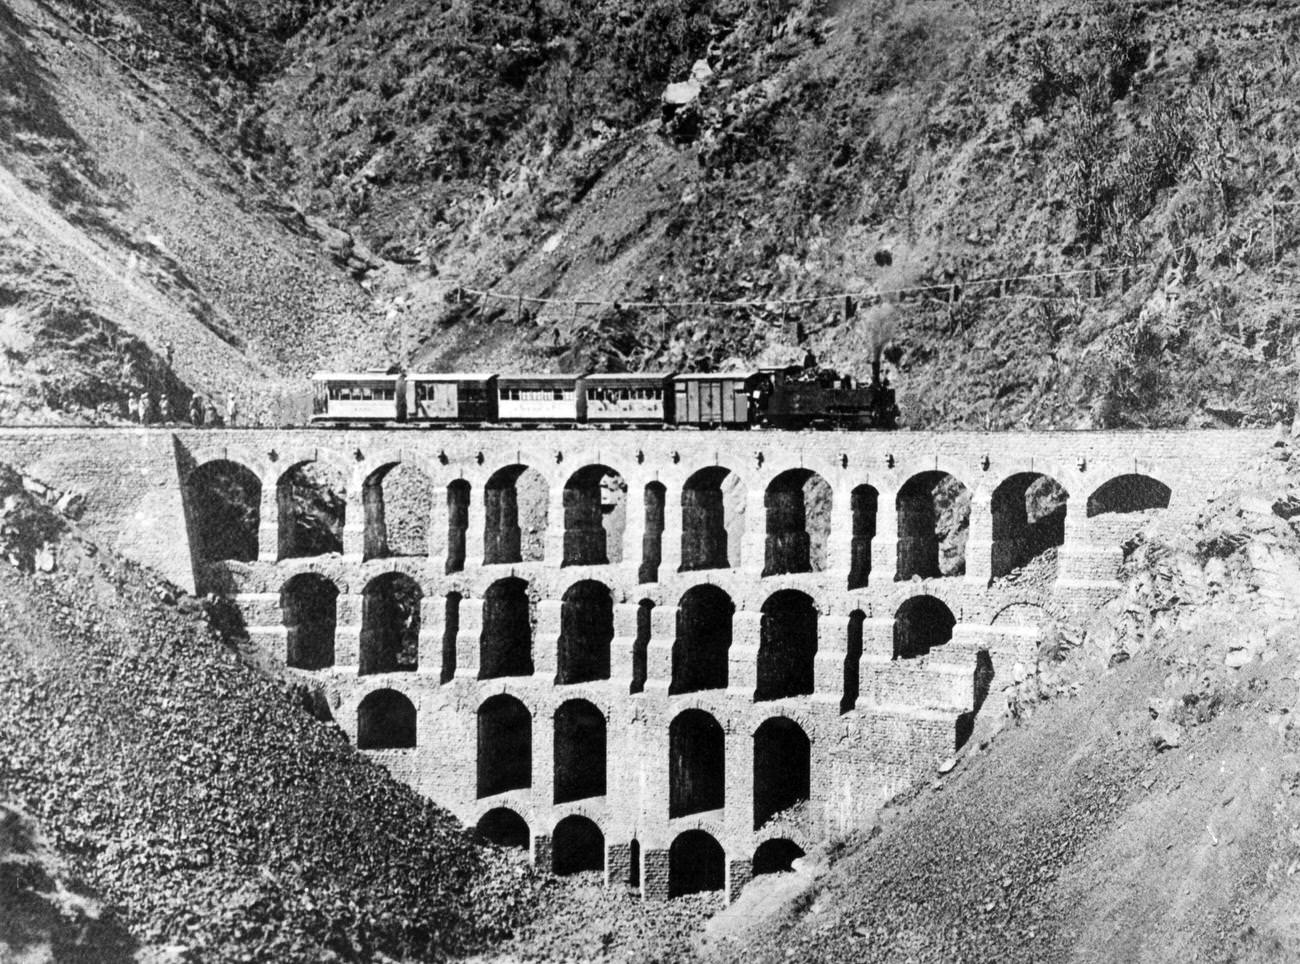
(124, 392, 237, 427)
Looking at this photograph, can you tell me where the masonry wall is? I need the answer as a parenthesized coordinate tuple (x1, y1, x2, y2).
(0, 426, 1273, 901)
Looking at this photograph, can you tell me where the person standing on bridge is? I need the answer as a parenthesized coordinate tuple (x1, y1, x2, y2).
(126, 393, 139, 424)
(204, 397, 221, 428)
(189, 393, 204, 427)
(226, 395, 239, 428)
(159, 395, 173, 423)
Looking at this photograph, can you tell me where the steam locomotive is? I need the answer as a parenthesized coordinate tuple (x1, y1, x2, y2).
(310, 363, 898, 430)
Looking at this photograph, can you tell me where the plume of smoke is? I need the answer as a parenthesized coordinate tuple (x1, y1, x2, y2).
(864, 303, 897, 366)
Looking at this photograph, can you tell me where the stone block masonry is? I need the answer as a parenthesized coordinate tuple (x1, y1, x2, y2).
(0, 426, 1273, 902)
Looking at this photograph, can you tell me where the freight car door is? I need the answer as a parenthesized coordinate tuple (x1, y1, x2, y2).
(701, 380, 721, 423)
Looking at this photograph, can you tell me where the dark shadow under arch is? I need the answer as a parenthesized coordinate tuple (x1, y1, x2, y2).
(357, 689, 416, 749)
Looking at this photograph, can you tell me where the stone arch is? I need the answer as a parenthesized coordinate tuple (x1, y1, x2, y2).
(842, 609, 865, 713)
(281, 573, 338, 670)
(359, 572, 421, 675)
(849, 484, 879, 589)
(553, 815, 605, 876)
(753, 717, 810, 830)
(669, 829, 725, 897)
(1086, 473, 1172, 517)
(672, 585, 734, 695)
(631, 599, 653, 694)
(556, 580, 613, 685)
(1087, 473, 1173, 555)
(563, 464, 627, 566)
(681, 466, 746, 571)
(186, 459, 261, 563)
(476, 807, 530, 850)
(362, 460, 434, 561)
(641, 481, 666, 583)
(991, 472, 1068, 581)
(276, 460, 345, 559)
(894, 595, 956, 660)
(446, 479, 471, 573)
(753, 838, 805, 876)
(553, 699, 606, 804)
(357, 689, 416, 750)
(896, 471, 970, 580)
(441, 591, 461, 683)
(480, 577, 533, 680)
(756, 590, 817, 702)
(485, 464, 548, 564)
(670, 708, 725, 818)
(763, 469, 832, 576)
(477, 694, 531, 798)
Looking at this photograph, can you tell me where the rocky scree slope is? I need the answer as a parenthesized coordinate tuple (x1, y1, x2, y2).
(0, 0, 391, 427)
(0, 463, 542, 962)
(696, 436, 1300, 963)
(3, 0, 1298, 428)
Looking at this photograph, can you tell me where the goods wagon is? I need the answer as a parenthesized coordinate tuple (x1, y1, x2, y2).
(672, 372, 764, 427)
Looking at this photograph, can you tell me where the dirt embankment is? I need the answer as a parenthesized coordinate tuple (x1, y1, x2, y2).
(0, 463, 543, 962)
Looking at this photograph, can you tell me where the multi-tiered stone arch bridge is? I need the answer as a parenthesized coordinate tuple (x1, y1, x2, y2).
(0, 427, 1268, 901)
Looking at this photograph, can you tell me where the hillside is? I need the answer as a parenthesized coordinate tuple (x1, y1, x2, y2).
(0, 0, 1294, 427)
(0, 464, 542, 961)
(696, 437, 1300, 963)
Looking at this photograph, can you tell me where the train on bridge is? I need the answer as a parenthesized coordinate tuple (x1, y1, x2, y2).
(310, 364, 899, 430)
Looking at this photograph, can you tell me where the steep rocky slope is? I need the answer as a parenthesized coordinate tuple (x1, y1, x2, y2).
(695, 437, 1300, 963)
(0, 465, 541, 961)
(2, 0, 1297, 427)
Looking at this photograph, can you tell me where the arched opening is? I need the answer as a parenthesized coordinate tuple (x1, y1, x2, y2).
(357, 689, 416, 749)
(556, 581, 613, 685)
(671, 585, 734, 695)
(669, 830, 724, 898)
(849, 485, 878, 589)
(441, 592, 461, 683)
(552, 815, 604, 876)
(186, 460, 260, 563)
(956, 649, 995, 751)
(763, 469, 832, 576)
(362, 462, 434, 561)
(1087, 474, 1171, 517)
(477, 694, 531, 798)
(893, 596, 956, 660)
(842, 610, 865, 714)
(476, 807, 529, 850)
(446, 480, 470, 573)
(681, 466, 744, 571)
(896, 471, 970, 580)
(640, 482, 665, 583)
(991, 473, 1068, 580)
(480, 578, 533, 680)
(281, 573, 338, 670)
(753, 838, 805, 876)
(631, 600, 652, 694)
(756, 590, 817, 702)
(669, 709, 725, 818)
(554, 699, 606, 803)
(484, 464, 548, 564)
(359, 573, 421, 675)
(276, 462, 344, 559)
(754, 717, 810, 830)
(563, 464, 627, 566)
(1087, 474, 1172, 558)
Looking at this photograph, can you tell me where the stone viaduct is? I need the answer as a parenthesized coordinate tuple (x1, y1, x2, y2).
(0, 427, 1271, 901)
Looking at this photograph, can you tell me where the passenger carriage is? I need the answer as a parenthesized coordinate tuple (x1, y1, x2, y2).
(495, 375, 585, 424)
(583, 373, 673, 426)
